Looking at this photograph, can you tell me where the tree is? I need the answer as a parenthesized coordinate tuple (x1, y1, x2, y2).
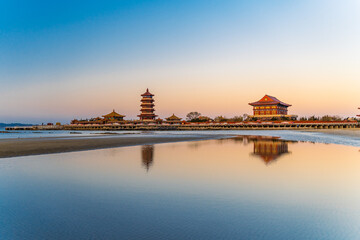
(320, 115, 342, 121)
(230, 116, 243, 122)
(214, 116, 225, 122)
(280, 116, 290, 121)
(308, 115, 319, 121)
(186, 112, 201, 121)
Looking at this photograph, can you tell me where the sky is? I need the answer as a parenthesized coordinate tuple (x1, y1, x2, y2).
(1, 0, 360, 123)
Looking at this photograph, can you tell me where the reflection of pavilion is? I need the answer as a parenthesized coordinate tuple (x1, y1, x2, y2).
(216, 135, 293, 165)
(141, 145, 154, 171)
(236, 136, 292, 165)
(252, 139, 289, 164)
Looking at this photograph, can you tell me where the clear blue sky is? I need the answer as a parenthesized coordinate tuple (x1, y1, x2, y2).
(1, 0, 360, 123)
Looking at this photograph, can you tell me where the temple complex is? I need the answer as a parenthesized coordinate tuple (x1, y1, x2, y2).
(249, 95, 297, 120)
(165, 114, 182, 124)
(138, 88, 157, 122)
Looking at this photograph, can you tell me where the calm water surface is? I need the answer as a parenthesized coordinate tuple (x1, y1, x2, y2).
(1, 129, 360, 147)
(1, 136, 360, 239)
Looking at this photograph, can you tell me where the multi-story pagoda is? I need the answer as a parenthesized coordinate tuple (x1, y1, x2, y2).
(249, 95, 296, 120)
(138, 88, 157, 122)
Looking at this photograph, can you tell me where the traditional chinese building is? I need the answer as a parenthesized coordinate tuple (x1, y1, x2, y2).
(70, 110, 125, 125)
(138, 88, 157, 122)
(249, 95, 296, 120)
(102, 110, 125, 122)
(165, 114, 182, 124)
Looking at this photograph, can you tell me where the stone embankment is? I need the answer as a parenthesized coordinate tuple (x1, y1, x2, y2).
(6, 121, 358, 131)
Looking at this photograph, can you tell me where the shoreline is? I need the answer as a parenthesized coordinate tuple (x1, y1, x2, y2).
(0, 134, 229, 159)
(301, 128, 360, 138)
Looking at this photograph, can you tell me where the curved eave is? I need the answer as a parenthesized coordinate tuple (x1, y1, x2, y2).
(166, 117, 182, 120)
(102, 114, 126, 118)
(249, 102, 291, 107)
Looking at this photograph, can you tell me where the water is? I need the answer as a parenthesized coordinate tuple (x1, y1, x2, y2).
(0, 127, 139, 139)
(1, 129, 360, 147)
(1, 136, 360, 239)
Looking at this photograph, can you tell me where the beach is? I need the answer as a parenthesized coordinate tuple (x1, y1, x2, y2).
(0, 134, 226, 158)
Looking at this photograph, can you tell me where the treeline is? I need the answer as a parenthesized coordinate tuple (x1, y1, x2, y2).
(186, 112, 357, 122)
(186, 112, 247, 122)
(299, 115, 351, 121)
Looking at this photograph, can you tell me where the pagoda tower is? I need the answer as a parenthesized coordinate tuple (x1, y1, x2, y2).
(138, 88, 157, 122)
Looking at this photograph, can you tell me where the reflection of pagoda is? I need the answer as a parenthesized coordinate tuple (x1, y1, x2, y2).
(138, 88, 157, 122)
(141, 145, 154, 171)
(251, 137, 290, 165)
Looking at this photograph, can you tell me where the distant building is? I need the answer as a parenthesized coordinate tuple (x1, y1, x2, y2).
(249, 95, 296, 120)
(71, 110, 125, 125)
(358, 108, 360, 117)
(102, 109, 125, 122)
(165, 114, 182, 124)
(138, 88, 157, 122)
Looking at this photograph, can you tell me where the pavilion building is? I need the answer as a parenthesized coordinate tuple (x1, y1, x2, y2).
(102, 110, 125, 123)
(249, 95, 297, 120)
(165, 114, 182, 124)
(138, 88, 157, 122)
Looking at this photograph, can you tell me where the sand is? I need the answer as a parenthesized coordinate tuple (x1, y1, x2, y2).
(0, 134, 226, 158)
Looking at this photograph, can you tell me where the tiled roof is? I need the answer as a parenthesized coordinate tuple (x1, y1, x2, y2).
(249, 95, 291, 107)
(141, 88, 154, 96)
(166, 114, 182, 121)
(102, 110, 125, 118)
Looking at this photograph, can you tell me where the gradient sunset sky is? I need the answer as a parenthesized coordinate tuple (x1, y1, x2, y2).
(1, 0, 360, 123)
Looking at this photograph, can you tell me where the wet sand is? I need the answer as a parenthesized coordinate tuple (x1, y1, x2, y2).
(0, 134, 226, 158)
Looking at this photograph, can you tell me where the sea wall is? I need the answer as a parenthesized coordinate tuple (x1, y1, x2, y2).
(6, 121, 358, 131)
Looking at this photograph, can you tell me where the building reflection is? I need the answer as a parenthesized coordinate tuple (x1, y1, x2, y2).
(252, 137, 290, 165)
(225, 136, 293, 165)
(141, 145, 154, 171)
